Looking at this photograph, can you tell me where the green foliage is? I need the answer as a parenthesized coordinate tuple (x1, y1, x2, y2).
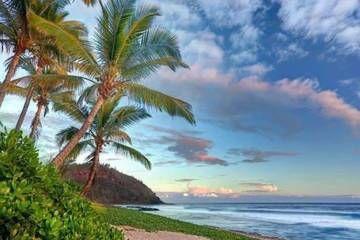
(0, 129, 123, 239)
(95, 205, 254, 240)
(55, 95, 151, 169)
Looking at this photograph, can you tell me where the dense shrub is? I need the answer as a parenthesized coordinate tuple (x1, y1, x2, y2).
(0, 130, 123, 239)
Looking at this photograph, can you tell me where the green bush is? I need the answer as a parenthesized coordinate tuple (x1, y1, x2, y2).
(0, 130, 123, 239)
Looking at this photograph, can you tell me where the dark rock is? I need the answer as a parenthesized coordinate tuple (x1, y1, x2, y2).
(126, 206, 160, 211)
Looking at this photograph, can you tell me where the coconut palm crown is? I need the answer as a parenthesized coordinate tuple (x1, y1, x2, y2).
(0, 0, 76, 107)
(29, 0, 195, 168)
(55, 94, 151, 195)
(7, 58, 84, 139)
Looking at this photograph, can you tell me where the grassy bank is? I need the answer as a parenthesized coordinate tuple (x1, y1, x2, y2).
(93, 204, 254, 240)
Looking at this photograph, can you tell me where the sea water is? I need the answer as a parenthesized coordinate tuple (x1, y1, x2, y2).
(143, 203, 360, 240)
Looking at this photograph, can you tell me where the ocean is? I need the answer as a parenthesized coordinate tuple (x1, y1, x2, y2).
(143, 203, 360, 240)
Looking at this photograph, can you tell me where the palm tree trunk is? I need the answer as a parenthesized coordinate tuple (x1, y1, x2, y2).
(15, 67, 43, 131)
(0, 50, 23, 108)
(15, 86, 35, 131)
(30, 102, 44, 139)
(52, 96, 105, 168)
(81, 144, 101, 196)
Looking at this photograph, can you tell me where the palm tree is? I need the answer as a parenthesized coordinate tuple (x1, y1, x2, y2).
(55, 94, 151, 195)
(0, 0, 73, 107)
(13, 0, 86, 130)
(7, 58, 84, 139)
(29, 0, 195, 168)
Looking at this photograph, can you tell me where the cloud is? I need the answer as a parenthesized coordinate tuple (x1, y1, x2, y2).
(175, 178, 198, 183)
(276, 43, 309, 62)
(240, 182, 279, 193)
(177, 182, 278, 199)
(239, 63, 273, 77)
(277, 0, 360, 55)
(198, 0, 263, 28)
(277, 79, 360, 127)
(185, 185, 235, 198)
(340, 78, 357, 86)
(147, 126, 228, 166)
(230, 25, 262, 64)
(153, 160, 183, 167)
(228, 148, 298, 163)
(157, 191, 360, 203)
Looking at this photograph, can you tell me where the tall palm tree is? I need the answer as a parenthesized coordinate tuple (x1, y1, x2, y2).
(29, 0, 195, 168)
(7, 59, 84, 139)
(0, 0, 73, 107)
(14, 0, 86, 130)
(55, 94, 151, 195)
(0, 0, 29, 107)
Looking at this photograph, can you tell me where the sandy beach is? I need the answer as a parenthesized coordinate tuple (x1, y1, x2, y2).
(116, 226, 210, 240)
(116, 225, 283, 240)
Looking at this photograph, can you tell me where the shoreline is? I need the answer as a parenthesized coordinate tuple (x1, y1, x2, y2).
(121, 205, 283, 240)
(116, 225, 283, 240)
(231, 230, 283, 240)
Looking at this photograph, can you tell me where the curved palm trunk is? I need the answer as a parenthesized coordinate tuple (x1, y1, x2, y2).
(52, 96, 105, 168)
(15, 86, 35, 131)
(81, 144, 101, 196)
(15, 67, 43, 131)
(30, 102, 44, 139)
(0, 50, 23, 108)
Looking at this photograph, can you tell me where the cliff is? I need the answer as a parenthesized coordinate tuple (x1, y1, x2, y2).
(63, 164, 163, 205)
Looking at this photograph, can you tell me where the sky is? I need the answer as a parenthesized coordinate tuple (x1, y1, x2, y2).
(1, 0, 360, 203)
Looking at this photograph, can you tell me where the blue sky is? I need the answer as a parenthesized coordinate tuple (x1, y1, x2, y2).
(1, 0, 360, 203)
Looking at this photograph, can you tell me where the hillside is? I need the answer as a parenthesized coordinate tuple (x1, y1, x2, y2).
(63, 164, 163, 205)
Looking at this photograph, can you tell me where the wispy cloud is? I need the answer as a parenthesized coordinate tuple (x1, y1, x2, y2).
(147, 126, 228, 166)
(175, 178, 198, 183)
(154, 160, 183, 167)
(277, 0, 360, 55)
(228, 148, 298, 163)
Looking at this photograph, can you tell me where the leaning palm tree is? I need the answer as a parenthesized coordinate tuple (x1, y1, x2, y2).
(7, 59, 84, 139)
(29, 0, 195, 168)
(0, 0, 74, 107)
(55, 94, 151, 195)
(15, 0, 86, 130)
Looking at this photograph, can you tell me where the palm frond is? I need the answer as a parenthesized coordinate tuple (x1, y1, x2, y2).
(94, 0, 134, 65)
(3, 83, 28, 97)
(28, 10, 100, 78)
(112, 142, 151, 170)
(78, 84, 100, 104)
(66, 139, 93, 162)
(123, 82, 195, 124)
(56, 126, 80, 146)
(109, 106, 150, 129)
(52, 96, 87, 123)
(120, 27, 187, 80)
(113, 4, 160, 65)
(107, 129, 132, 144)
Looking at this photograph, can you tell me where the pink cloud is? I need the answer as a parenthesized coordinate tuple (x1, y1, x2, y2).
(186, 185, 235, 198)
(240, 182, 279, 193)
(277, 79, 360, 127)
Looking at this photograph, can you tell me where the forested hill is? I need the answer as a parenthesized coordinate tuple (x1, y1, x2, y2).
(63, 164, 163, 205)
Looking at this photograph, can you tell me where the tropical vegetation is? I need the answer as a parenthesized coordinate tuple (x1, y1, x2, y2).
(0, 129, 123, 239)
(55, 94, 151, 195)
(0, 0, 197, 238)
(8, 58, 84, 139)
(95, 204, 253, 240)
(29, 0, 195, 168)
